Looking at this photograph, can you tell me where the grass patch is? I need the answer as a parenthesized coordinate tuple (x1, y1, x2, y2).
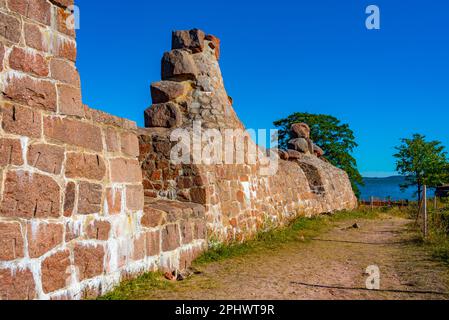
(400, 199, 449, 266)
(98, 272, 174, 300)
(425, 208, 449, 265)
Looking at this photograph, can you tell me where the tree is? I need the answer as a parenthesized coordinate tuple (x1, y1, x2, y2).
(273, 112, 364, 197)
(394, 134, 449, 202)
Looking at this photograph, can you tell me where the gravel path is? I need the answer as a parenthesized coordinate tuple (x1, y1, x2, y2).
(139, 216, 449, 300)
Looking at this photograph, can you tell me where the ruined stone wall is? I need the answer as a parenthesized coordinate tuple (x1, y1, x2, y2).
(141, 29, 358, 242)
(0, 0, 206, 300)
(0, 1, 356, 300)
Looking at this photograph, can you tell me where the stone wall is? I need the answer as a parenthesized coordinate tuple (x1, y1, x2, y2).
(0, 1, 357, 300)
(0, 0, 206, 300)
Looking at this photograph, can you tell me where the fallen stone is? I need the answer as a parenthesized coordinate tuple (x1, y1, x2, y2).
(288, 138, 310, 154)
(291, 123, 310, 139)
(276, 149, 289, 160)
(164, 271, 176, 281)
(287, 149, 302, 159)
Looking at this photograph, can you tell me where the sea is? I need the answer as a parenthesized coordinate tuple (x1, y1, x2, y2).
(359, 176, 435, 201)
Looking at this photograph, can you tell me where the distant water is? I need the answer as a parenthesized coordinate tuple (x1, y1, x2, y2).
(359, 176, 434, 201)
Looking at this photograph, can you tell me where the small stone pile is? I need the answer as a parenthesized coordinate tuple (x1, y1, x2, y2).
(277, 123, 325, 161)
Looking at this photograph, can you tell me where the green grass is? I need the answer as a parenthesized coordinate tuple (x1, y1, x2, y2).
(397, 199, 449, 266)
(424, 204, 449, 265)
(98, 272, 174, 300)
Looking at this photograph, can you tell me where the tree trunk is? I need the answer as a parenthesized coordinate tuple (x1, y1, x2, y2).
(415, 182, 423, 226)
(417, 183, 422, 203)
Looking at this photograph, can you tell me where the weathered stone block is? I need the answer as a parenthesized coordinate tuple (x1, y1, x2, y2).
(64, 220, 81, 243)
(161, 49, 198, 81)
(74, 243, 105, 280)
(44, 117, 103, 152)
(150, 81, 186, 104)
(148, 201, 183, 222)
(24, 23, 46, 52)
(146, 230, 161, 256)
(0, 268, 35, 300)
(0, 138, 23, 167)
(132, 233, 146, 261)
(104, 128, 120, 152)
(105, 187, 122, 215)
(27, 143, 65, 174)
(141, 206, 166, 228)
(78, 182, 103, 215)
(190, 187, 207, 204)
(7, 0, 51, 25)
(172, 29, 205, 53)
(9, 46, 49, 77)
(0, 11, 22, 43)
(110, 158, 142, 183)
(84, 107, 137, 130)
(0, 221, 24, 261)
(144, 102, 182, 128)
(0, 171, 61, 219)
(161, 224, 180, 252)
(63, 182, 76, 217)
(120, 131, 139, 157)
(288, 138, 310, 154)
(86, 220, 111, 241)
(194, 220, 207, 240)
(291, 123, 310, 139)
(2, 74, 57, 111)
(287, 149, 302, 159)
(180, 221, 193, 244)
(56, 37, 77, 61)
(126, 185, 144, 211)
(276, 149, 289, 161)
(1, 103, 42, 139)
(41, 249, 71, 294)
(65, 152, 106, 181)
(57, 84, 84, 117)
(27, 222, 64, 258)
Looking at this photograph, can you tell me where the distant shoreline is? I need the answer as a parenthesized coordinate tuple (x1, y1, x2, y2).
(359, 176, 434, 201)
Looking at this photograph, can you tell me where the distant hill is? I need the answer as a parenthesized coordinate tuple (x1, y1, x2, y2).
(363, 176, 406, 184)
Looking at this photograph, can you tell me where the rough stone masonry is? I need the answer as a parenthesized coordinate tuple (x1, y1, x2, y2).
(0, 0, 357, 300)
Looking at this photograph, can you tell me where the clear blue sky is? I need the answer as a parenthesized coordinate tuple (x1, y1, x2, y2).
(76, 0, 449, 177)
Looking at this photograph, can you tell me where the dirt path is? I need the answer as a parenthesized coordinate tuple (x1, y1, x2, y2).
(142, 216, 449, 300)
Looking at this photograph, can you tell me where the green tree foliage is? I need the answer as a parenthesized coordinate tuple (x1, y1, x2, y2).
(394, 134, 449, 202)
(273, 112, 363, 197)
